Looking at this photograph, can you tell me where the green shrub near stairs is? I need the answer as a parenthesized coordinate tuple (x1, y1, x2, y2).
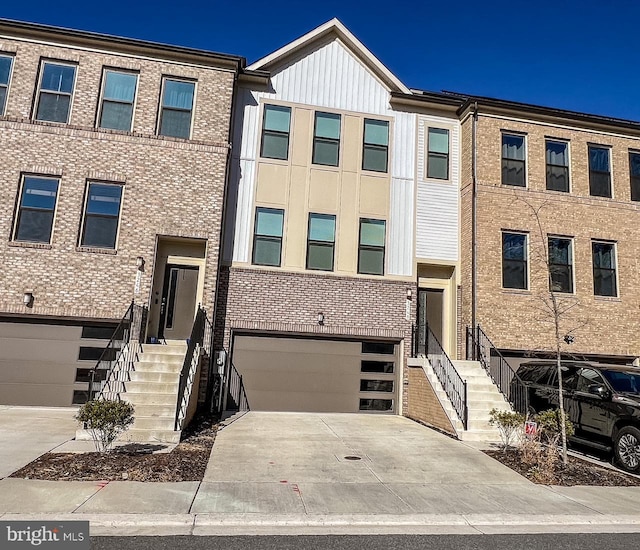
(75, 399, 135, 452)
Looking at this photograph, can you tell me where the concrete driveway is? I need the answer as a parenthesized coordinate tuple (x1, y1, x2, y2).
(193, 412, 593, 515)
(0, 405, 78, 478)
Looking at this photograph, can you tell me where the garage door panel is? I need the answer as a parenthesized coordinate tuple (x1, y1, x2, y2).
(232, 335, 398, 414)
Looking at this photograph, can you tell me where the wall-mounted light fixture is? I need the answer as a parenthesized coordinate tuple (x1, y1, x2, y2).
(317, 312, 325, 325)
(406, 289, 412, 300)
(23, 292, 34, 308)
(136, 256, 145, 271)
(563, 334, 575, 345)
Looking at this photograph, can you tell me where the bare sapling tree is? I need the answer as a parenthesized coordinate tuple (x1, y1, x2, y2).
(516, 195, 587, 465)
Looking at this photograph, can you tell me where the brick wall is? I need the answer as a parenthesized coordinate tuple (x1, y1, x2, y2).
(461, 113, 640, 358)
(0, 35, 235, 320)
(216, 266, 416, 410)
(405, 364, 456, 435)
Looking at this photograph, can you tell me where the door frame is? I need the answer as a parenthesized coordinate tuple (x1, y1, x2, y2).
(158, 263, 200, 340)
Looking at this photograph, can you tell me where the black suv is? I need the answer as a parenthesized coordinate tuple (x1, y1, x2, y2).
(515, 361, 640, 472)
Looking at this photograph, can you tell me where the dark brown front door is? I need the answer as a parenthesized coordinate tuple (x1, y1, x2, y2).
(158, 264, 199, 340)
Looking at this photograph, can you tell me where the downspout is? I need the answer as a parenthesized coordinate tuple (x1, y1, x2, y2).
(207, 68, 241, 412)
(471, 101, 478, 332)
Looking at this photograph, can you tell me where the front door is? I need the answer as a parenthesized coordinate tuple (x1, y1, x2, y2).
(158, 264, 199, 340)
(417, 289, 445, 354)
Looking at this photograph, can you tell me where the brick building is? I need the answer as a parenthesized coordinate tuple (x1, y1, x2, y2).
(458, 95, 640, 366)
(0, 19, 252, 406)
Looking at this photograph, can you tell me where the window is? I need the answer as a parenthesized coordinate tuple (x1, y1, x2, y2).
(629, 152, 640, 201)
(0, 54, 13, 115)
(98, 70, 138, 131)
(546, 140, 569, 192)
(360, 380, 394, 392)
(589, 146, 611, 197)
(548, 237, 573, 293)
(158, 78, 195, 139)
(576, 368, 606, 393)
(592, 241, 617, 297)
(13, 176, 59, 243)
(260, 104, 291, 160)
(427, 127, 450, 179)
(358, 219, 386, 275)
(252, 207, 284, 266)
(312, 112, 340, 166)
(502, 232, 528, 289)
(306, 213, 336, 271)
(359, 398, 392, 411)
(35, 61, 76, 123)
(502, 134, 526, 186)
(362, 119, 389, 172)
(80, 183, 123, 248)
(362, 342, 395, 355)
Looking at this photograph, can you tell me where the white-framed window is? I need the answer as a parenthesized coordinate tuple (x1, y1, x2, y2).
(98, 69, 138, 131)
(502, 133, 526, 187)
(252, 207, 284, 267)
(502, 231, 528, 289)
(306, 213, 336, 271)
(34, 61, 77, 123)
(79, 182, 124, 249)
(548, 236, 574, 293)
(312, 111, 341, 166)
(362, 119, 389, 172)
(158, 77, 195, 139)
(427, 127, 450, 180)
(0, 54, 14, 116)
(592, 240, 617, 297)
(358, 218, 386, 276)
(13, 175, 60, 243)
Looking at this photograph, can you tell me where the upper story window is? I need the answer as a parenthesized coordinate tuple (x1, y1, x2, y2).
(80, 182, 123, 249)
(629, 151, 640, 202)
(312, 112, 341, 166)
(35, 61, 76, 123)
(13, 175, 60, 244)
(98, 70, 138, 131)
(588, 145, 611, 198)
(546, 140, 569, 192)
(252, 207, 284, 267)
(548, 237, 573, 293)
(158, 78, 195, 139)
(260, 104, 291, 160)
(362, 119, 389, 172)
(501, 134, 526, 187)
(427, 127, 450, 180)
(592, 241, 617, 297)
(306, 213, 336, 271)
(502, 232, 528, 289)
(358, 219, 386, 276)
(0, 54, 14, 116)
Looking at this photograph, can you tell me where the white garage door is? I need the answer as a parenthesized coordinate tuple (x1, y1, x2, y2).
(231, 335, 399, 413)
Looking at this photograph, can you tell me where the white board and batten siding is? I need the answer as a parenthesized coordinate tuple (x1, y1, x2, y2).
(226, 38, 415, 276)
(416, 115, 460, 263)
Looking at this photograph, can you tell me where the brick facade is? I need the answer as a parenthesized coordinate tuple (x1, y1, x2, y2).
(405, 364, 456, 435)
(0, 31, 237, 320)
(216, 266, 416, 410)
(460, 111, 640, 359)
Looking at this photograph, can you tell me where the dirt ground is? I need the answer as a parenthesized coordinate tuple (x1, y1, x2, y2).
(485, 449, 640, 486)
(10, 414, 217, 482)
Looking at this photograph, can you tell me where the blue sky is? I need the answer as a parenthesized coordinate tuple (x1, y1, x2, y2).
(2, 1, 638, 120)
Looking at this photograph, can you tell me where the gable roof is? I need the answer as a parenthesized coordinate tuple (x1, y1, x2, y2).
(247, 18, 411, 94)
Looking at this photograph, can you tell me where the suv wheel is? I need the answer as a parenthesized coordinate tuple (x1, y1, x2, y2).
(614, 426, 640, 473)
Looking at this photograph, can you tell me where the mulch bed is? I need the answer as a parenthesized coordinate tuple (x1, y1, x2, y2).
(10, 414, 218, 482)
(485, 449, 640, 486)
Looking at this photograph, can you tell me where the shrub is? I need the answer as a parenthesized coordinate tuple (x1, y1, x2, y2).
(488, 408, 525, 452)
(76, 399, 135, 452)
(536, 409, 575, 445)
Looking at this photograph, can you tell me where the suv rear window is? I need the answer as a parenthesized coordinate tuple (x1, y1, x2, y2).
(602, 370, 640, 393)
(519, 365, 554, 384)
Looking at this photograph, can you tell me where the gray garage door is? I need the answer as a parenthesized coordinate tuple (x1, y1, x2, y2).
(231, 335, 399, 413)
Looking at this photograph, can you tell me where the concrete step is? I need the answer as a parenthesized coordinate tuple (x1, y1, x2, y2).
(452, 360, 482, 369)
(117, 428, 181, 444)
(132, 404, 176, 417)
(125, 381, 179, 394)
(141, 343, 187, 354)
(467, 401, 511, 412)
(132, 416, 176, 430)
(134, 361, 183, 374)
(122, 392, 176, 406)
(137, 353, 185, 364)
(129, 371, 180, 383)
(458, 429, 502, 442)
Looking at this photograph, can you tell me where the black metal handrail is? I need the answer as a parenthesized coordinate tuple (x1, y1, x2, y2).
(413, 323, 468, 430)
(87, 301, 148, 401)
(466, 325, 529, 415)
(175, 306, 214, 430)
(227, 361, 249, 412)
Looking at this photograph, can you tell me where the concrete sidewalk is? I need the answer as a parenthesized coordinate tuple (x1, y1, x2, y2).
(1, 411, 640, 535)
